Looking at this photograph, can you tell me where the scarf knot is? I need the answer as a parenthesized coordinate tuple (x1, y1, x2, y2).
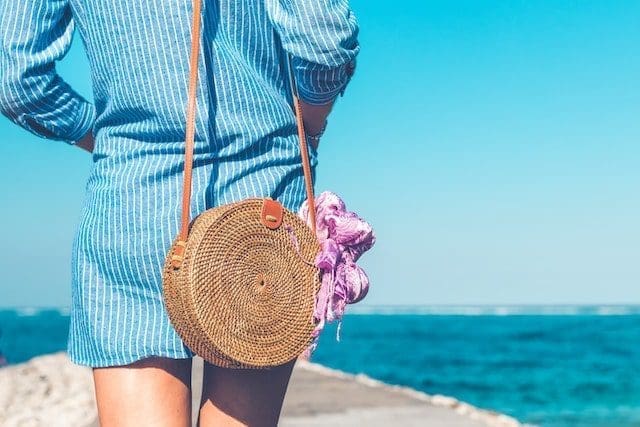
(297, 191, 375, 358)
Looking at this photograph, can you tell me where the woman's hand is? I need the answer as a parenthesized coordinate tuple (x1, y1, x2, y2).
(76, 131, 95, 153)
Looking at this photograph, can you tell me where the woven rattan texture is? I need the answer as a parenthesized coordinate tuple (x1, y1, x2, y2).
(163, 198, 321, 369)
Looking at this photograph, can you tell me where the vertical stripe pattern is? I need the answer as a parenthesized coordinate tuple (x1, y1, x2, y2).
(0, 0, 360, 367)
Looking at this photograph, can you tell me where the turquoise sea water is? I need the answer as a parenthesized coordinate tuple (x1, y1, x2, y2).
(1, 307, 639, 427)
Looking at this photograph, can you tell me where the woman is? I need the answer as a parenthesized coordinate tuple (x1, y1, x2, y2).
(0, 0, 359, 425)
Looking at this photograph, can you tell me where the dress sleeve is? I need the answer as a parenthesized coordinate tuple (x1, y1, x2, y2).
(0, 0, 96, 144)
(265, 0, 360, 105)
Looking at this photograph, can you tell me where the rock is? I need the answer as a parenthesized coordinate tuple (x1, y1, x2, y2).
(0, 352, 97, 427)
(0, 352, 522, 427)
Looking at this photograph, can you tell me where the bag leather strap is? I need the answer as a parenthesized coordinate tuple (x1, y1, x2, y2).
(173, 0, 318, 265)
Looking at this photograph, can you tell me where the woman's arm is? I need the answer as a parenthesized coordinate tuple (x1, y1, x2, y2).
(299, 98, 334, 137)
(0, 0, 95, 147)
(75, 130, 95, 153)
(265, 0, 360, 131)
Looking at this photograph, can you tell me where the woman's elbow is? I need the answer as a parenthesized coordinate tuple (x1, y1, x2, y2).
(0, 83, 63, 140)
(309, 15, 360, 68)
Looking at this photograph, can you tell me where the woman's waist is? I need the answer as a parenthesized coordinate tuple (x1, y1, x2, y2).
(89, 120, 303, 164)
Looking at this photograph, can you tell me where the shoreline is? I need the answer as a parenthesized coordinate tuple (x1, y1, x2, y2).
(0, 352, 521, 427)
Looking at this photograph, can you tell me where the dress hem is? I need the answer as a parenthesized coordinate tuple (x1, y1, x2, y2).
(67, 349, 195, 368)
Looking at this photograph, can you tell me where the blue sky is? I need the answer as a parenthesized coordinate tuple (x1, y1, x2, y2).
(1, 1, 638, 307)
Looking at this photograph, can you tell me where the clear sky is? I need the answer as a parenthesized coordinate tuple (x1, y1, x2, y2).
(1, 1, 639, 308)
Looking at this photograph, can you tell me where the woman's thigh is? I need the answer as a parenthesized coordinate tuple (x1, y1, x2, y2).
(92, 356, 193, 427)
(197, 358, 297, 427)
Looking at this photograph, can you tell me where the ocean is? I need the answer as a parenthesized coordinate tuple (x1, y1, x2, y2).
(1, 306, 639, 427)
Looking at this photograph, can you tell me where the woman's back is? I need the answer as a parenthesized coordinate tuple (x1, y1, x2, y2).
(71, 0, 318, 153)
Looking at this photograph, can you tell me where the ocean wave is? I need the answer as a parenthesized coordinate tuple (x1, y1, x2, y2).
(14, 307, 40, 317)
(2, 307, 71, 317)
(346, 305, 640, 316)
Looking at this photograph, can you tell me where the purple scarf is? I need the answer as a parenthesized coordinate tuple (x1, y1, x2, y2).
(295, 191, 375, 358)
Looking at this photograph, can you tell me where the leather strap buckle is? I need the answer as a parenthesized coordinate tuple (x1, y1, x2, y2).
(261, 198, 283, 230)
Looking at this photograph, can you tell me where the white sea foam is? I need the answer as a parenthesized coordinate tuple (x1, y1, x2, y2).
(9, 306, 71, 316)
(14, 307, 39, 317)
(57, 307, 71, 316)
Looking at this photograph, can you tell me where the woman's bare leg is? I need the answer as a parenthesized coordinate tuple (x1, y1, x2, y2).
(197, 358, 297, 427)
(92, 356, 193, 427)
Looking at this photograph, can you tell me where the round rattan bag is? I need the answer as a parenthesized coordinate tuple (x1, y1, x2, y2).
(161, 0, 322, 370)
(162, 198, 321, 369)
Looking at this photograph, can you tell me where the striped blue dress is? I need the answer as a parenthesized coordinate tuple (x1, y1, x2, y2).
(0, 0, 360, 367)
